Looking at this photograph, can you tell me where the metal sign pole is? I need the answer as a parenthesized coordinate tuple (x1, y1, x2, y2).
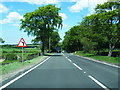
(22, 47, 24, 64)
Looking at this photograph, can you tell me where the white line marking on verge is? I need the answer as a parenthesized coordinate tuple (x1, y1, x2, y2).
(88, 75, 109, 90)
(73, 63, 83, 70)
(76, 55, 120, 68)
(0, 57, 51, 90)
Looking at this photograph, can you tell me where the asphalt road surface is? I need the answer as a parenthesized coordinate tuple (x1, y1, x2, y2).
(1, 53, 119, 90)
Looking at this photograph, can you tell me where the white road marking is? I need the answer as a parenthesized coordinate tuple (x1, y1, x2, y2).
(68, 59, 72, 62)
(62, 53, 65, 56)
(88, 75, 109, 90)
(0, 57, 50, 90)
(84, 72, 86, 73)
(73, 63, 83, 70)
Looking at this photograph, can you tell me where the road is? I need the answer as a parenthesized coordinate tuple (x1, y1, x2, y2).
(1, 53, 119, 90)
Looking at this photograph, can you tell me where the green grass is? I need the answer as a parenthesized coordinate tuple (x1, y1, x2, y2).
(0, 56, 46, 75)
(74, 51, 120, 64)
(1, 53, 39, 64)
(1, 47, 41, 64)
(1, 47, 40, 52)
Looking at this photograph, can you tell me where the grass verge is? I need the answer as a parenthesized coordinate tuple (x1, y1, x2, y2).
(0, 56, 46, 75)
(74, 51, 120, 64)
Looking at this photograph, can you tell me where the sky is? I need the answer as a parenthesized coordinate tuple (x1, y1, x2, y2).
(0, 0, 108, 44)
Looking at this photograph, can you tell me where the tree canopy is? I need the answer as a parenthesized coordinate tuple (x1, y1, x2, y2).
(62, 1, 120, 56)
(20, 5, 62, 55)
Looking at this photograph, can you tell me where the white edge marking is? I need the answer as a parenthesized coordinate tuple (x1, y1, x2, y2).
(73, 63, 82, 70)
(76, 55, 120, 68)
(0, 57, 50, 89)
(88, 75, 109, 90)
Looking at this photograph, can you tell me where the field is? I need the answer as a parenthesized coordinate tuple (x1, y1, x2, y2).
(1, 46, 41, 64)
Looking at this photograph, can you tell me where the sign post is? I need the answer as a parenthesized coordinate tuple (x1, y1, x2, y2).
(22, 47, 24, 63)
(18, 38, 27, 64)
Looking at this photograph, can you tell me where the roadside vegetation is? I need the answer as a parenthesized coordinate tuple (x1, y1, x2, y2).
(74, 51, 120, 64)
(0, 56, 45, 75)
(1, 45, 41, 64)
(62, 1, 120, 64)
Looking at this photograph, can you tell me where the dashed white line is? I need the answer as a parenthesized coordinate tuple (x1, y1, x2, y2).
(88, 75, 109, 90)
(84, 72, 86, 73)
(0, 57, 50, 90)
(73, 63, 83, 70)
(68, 59, 72, 62)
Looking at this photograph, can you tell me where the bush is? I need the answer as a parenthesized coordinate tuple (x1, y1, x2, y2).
(5, 54, 17, 60)
(26, 53, 39, 60)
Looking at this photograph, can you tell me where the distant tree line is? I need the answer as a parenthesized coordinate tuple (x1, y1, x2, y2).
(62, 1, 120, 57)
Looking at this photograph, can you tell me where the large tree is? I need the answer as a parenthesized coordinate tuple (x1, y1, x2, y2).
(94, 1, 120, 56)
(20, 5, 62, 55)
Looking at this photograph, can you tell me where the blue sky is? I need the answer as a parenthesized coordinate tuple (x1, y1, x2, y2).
(0, 0, 107, 44)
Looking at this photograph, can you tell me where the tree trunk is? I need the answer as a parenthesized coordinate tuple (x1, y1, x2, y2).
(108, 43, 115, 57)
(41, 41, 45, 55)
(108, 49, 112, 57)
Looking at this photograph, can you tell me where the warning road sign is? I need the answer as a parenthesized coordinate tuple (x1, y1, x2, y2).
(18, 38, 27, 47)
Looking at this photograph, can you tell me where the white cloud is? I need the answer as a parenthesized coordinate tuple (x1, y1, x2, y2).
(59, 13, 67, 20)
(1, 0, 59, 5)
(0, 12, 23, 24)
(63, 24, 68, 27)
(69, 0, 107, 13)
(0, 3, 9, 13)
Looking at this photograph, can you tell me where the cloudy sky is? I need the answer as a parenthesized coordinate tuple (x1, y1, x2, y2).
(0, 0, 107, 44)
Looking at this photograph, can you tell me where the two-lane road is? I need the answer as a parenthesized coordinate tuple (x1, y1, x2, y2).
(1, 53, 119, 89)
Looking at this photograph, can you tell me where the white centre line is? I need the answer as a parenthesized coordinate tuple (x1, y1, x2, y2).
(73, 63, 83, 70)
(88, 75, 109, 90)
(68, 59, 72, 62)
(0, 57, 50, 90)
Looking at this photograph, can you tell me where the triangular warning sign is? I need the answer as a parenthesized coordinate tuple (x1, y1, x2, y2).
(18, 38, 28, 47)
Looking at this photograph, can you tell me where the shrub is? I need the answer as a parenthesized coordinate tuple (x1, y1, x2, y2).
(5, 54, 17, 60)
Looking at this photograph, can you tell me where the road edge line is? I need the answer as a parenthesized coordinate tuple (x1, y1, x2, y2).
(88, 75, 109, 90)
(0, 57, 50, 89)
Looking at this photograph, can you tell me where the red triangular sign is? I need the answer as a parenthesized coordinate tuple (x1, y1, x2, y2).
(18, 38, 28, 47)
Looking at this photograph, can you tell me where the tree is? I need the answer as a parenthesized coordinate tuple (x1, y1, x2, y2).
(20, 5, 62, 55)
(62, 26, 83, 52)
(80, 15, 108, 54)
(95, 2, 120, 56)
(0, 37, 5, 43)
(50, 31, 61, 52)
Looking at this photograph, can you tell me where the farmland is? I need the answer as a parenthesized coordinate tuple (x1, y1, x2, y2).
(1, 44, 41, 64)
